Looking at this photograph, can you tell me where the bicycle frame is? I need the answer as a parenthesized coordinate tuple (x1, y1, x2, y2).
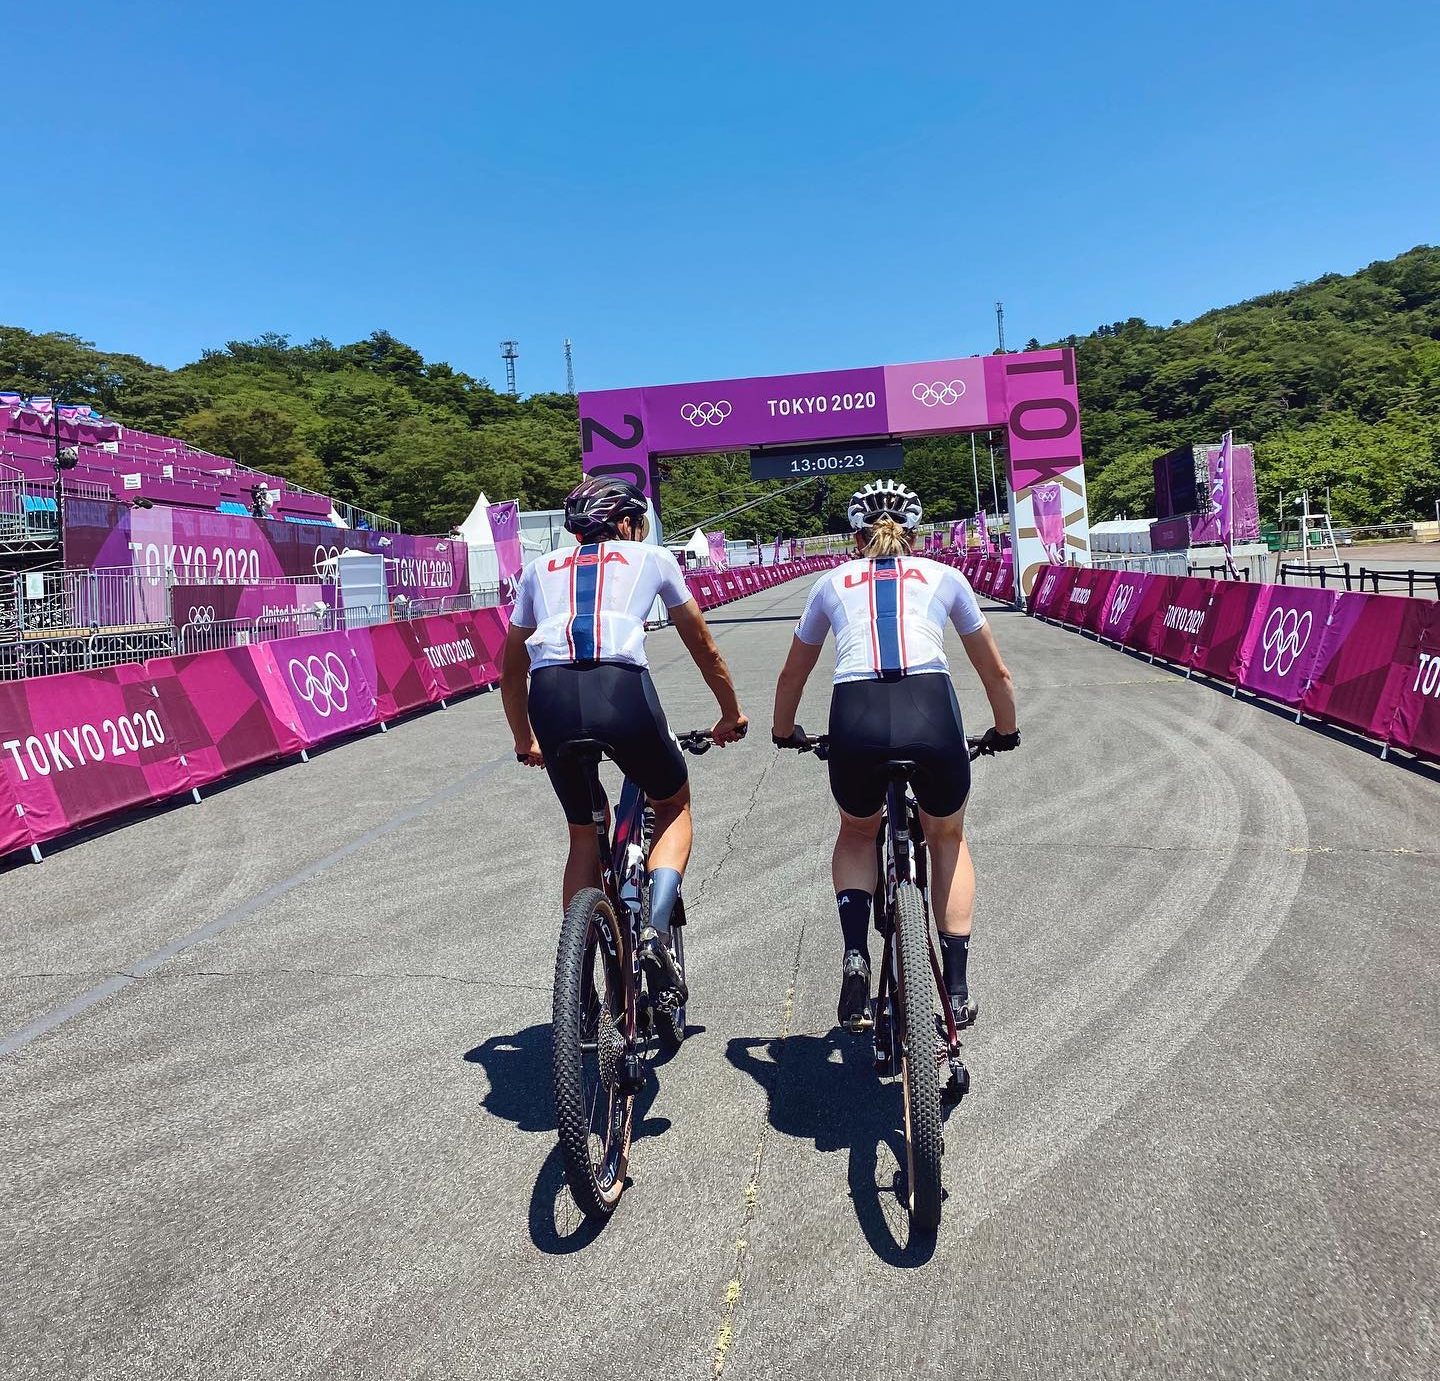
(579, 760, 650, 1051)
(872, 770, 964, 1079)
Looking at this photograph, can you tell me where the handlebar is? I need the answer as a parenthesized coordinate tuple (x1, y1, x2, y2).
(775, 729, 1016, 763)
(676, 724, 747, 755)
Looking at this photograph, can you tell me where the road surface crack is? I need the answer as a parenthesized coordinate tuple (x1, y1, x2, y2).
(693, 749, 779, 902)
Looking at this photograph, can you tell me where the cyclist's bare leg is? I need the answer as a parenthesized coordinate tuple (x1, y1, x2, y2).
(832, 808, 882, 894)
(647, 782, 692, 876)
(563, 819, 605, 910)
(919, 806, 972, 937)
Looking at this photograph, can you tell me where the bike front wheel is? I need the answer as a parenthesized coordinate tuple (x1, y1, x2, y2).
(553, 887, 633, 1218)
(895, 881, 943, 1230)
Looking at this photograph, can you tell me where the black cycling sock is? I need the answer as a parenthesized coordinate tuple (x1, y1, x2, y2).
(939, 932, 970, 996)
(836, 890, 872, 960)
(648, 868, 682, 935)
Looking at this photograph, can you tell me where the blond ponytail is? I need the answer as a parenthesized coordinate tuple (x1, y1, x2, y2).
(862, 515, 912, 559)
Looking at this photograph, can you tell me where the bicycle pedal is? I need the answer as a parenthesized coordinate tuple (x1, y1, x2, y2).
(842, 1013, 874, 1034)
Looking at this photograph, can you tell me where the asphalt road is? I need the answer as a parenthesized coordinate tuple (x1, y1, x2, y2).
(3, 578, 1438, 1380)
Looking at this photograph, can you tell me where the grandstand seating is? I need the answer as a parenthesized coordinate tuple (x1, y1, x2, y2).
(0, 397, 366, 528)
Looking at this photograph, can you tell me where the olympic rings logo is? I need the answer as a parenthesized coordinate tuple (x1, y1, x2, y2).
(313, 544, 341, 575)
(680, 400, 733, 426)
(1108, 584, 1135, 625)
(288, 652, 350, 717)
(911, 380, 967, 407)
(186, 606, 215, 628)
(1260, 606, 1313, 676)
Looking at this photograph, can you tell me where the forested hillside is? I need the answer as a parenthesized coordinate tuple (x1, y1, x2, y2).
(3, 243, 1437, 537)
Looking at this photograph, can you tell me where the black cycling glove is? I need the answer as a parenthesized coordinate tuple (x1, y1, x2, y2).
(977, 727, 1021, 755)
(773, 725, 810, 751)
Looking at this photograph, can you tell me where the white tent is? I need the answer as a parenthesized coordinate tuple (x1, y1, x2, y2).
(683, 528, 709, 561)
(457, 491, 494, 550)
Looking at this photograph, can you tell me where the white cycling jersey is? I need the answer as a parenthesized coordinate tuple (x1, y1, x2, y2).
(511, 540, 693, 670)
(794, 555, 985, 684)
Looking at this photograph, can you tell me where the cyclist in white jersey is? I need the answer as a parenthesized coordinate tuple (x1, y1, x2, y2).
(502, 477, 747, 1000)
(770, 480, 1019, 1026)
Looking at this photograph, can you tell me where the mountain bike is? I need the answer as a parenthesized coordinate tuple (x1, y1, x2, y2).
(549, 727, 740, 1219)
(778, 729, 994, 1231)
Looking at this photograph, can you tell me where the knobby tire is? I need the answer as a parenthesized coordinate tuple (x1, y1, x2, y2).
(553, 887, 632, 1218)
(896, 880, 943, 1230)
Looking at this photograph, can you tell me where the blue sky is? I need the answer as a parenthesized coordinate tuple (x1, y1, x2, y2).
(9, 1, 1438, 394)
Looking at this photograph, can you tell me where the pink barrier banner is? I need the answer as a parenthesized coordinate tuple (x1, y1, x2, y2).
(459, 605, 511, 674)
(1144, 576, 1218, 665)
(1094, 572, 1155, 642)
(407, 612, 500, 698)
(1058, 567, 1099, 626)
(1232, 585, 1339, 705)
(1117, 576, 1179, 652)
(1189, 581, 1262, 681)
(1389, 601, 1440, 759)
(347, 620, 442, 720)
(147, 646, 306, 790)
(1076, 569, 1118, 634)
(267, 630, 379, 746)
(1030, 565, 1077, 619)
(0, 666, 188, 848)
(0, 759, 26, 856)
(1302, 593, 1412, 739)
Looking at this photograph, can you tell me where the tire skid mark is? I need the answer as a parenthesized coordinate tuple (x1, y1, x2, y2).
(952, 685, 1311, 1238)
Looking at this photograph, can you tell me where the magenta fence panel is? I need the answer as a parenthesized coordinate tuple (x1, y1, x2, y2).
(1093, 571, 1153, 643)
(1143, 576, 1218, 665)
(0, 666, 190, 848)
(1071, 568, 1116, 633)
(1232, 585, 1339, 705)
(266, 630, 380, 746)
(1190, 581, 1263, 681)
(346, 621, 440, 720)
(1385, 602, 1440, 758)
(1301, 593, 1412, 739)
(146, 646, 306, 790)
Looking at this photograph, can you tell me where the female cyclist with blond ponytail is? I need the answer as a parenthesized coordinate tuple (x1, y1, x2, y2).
(770, 480, 1019, 1026)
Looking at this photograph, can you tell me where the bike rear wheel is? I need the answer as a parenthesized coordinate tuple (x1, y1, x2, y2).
(553, 887, 633, 1218)
(895, 880, 943, 1230)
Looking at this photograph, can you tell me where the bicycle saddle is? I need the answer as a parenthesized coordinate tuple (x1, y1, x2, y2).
(556, 737, 610, 762)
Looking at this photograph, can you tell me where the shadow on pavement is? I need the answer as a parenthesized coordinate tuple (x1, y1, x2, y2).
(727, 1030, 937, 1267)
(464, 1021, 694, 1254)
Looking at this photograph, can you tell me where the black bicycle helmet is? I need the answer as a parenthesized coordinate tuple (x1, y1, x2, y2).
(847, 479, 923, 531)
(563, 475, 649, 540)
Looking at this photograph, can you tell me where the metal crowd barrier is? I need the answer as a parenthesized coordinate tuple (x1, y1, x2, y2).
(1187, 562, 1251, 581)
(1359, 567, 1440, 599)
(1278, 560, 1353, 590)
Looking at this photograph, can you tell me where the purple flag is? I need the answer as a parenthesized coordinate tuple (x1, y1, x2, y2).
(1032, 482, 1065, 563)
(977, 511, 992, 555)
(486, 500, 522, 587)
(1213, 431, 1233, 549)
(707, 532, 728, 568)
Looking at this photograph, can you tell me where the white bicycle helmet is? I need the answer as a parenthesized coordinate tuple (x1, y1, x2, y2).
(847, 479, 923, 532)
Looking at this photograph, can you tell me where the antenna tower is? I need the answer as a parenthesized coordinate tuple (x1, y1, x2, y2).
(995, 301, 1006, 354)
(499, 340, 519, 396)
(564, 338, 574, 395)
